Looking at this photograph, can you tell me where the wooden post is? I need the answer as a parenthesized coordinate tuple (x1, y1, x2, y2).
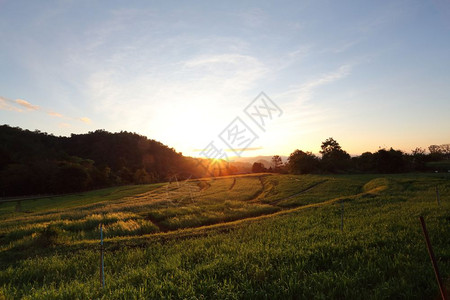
(436, 186, 441, 206)
(419, 216, 447, 300)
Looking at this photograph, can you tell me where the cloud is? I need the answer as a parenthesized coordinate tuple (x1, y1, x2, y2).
(79, 117, 92, 124)
(2, 97, 69, 122)
(279, 64, 352, 104)
(271, 64, 353, 135)
(2, 95, 87, 127)
(301, 65, 351, 91)
(48, 111, 63, 117)
(0, 96, 23, 112)
(15, 99, 40, 110)
(182, 53, 267, 92)
(84, 51, 267, 146)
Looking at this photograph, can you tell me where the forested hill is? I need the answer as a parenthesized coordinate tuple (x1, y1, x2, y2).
(0, 125, 232, 196)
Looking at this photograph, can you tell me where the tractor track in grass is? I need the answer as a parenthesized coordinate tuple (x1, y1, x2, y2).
(70, 190, 368, 252)
(245, 176, 265, 201)
(73, 192, 370, 250)
(0, 176, 366, 258)
(269, 179, 329, 206)
(229, 178, 237, 190)
(145, 215, 170, 233)
(1, 181, 380, 263)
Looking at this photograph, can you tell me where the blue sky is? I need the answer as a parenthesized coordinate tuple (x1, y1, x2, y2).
(1, 0, 449, 157)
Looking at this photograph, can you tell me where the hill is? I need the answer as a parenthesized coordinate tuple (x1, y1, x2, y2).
(0, 125, 239, 196)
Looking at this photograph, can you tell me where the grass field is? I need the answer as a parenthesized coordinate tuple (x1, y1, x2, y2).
(0, 173, 449, 299)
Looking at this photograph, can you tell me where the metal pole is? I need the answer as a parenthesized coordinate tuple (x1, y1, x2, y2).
(436, 186, 441, 206)
(419, 216, 447, 300)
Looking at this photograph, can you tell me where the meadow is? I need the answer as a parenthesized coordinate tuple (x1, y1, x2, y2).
(0, 173, 449, 299)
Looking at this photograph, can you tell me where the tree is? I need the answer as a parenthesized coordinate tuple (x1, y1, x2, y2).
(410, 147, 427, 171)
(271, 155, 283, 172)
(319, 137, 351, 172)
(428, 145, 442, 154)
(55, 163, 89, 192)
(428, 144, 444, 161)
(252, 162, 266, 173)
(133, 168, 152, 184)
(287, 150, 319, 174)
(440, 144, 450, 160)
(373, 148, 405, 173)
(355, 152, 375, 172)
(320, 138, 342, 156)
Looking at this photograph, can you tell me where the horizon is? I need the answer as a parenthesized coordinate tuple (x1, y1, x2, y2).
(1, 1, 450, 158)
(1, 123, 445, 160)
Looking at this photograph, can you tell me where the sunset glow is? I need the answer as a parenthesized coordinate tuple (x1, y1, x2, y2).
(1, 1, 449, 157)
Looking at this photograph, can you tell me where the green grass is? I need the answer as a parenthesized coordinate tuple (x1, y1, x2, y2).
(0, 184, 164, 216)
(0, 173, 449, 299)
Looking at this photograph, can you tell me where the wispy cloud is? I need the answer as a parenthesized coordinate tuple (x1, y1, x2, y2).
(272, 64, 353, 137)
(84, 50, 267, 147)
(0, 97, 23, 112)
(1, 96, 90, 125)
(279, 64, 352, 104)
(79, 117, 91, 124)
(15, 99, 40, 111)
(47, 111, 63, 117)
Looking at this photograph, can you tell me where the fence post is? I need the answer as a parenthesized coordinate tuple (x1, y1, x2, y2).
(419, 216, 447, 300)
(436, 186, 441, 206)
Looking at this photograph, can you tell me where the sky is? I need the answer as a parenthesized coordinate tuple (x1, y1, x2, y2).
(1, 0, 450, 158)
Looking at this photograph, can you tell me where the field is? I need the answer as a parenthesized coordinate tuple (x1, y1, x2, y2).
(0, 173, 449, 299)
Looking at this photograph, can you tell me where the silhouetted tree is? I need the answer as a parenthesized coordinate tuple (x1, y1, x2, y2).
(287, 150, 319, 174)
(355, 152, 375, 172)
(439, 144, 450, 160)
(252, 162, 266, 173)
(410, 147, 427, 171)
(271, 155, 283, 172)
(372, 148, 405, 173)
(428, 144, 444, 161)
(320, 137, 351, 172)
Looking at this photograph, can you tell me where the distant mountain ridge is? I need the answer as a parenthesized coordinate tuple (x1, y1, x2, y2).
(231, 155, 288, 168)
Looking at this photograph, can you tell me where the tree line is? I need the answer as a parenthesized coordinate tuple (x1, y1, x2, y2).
(1, 125, 448, 197)
(0, 125, 239, 196)
(252, 137, 450, 175)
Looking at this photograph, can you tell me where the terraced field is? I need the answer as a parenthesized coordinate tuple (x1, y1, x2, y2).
(0, 173, 449, 299)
